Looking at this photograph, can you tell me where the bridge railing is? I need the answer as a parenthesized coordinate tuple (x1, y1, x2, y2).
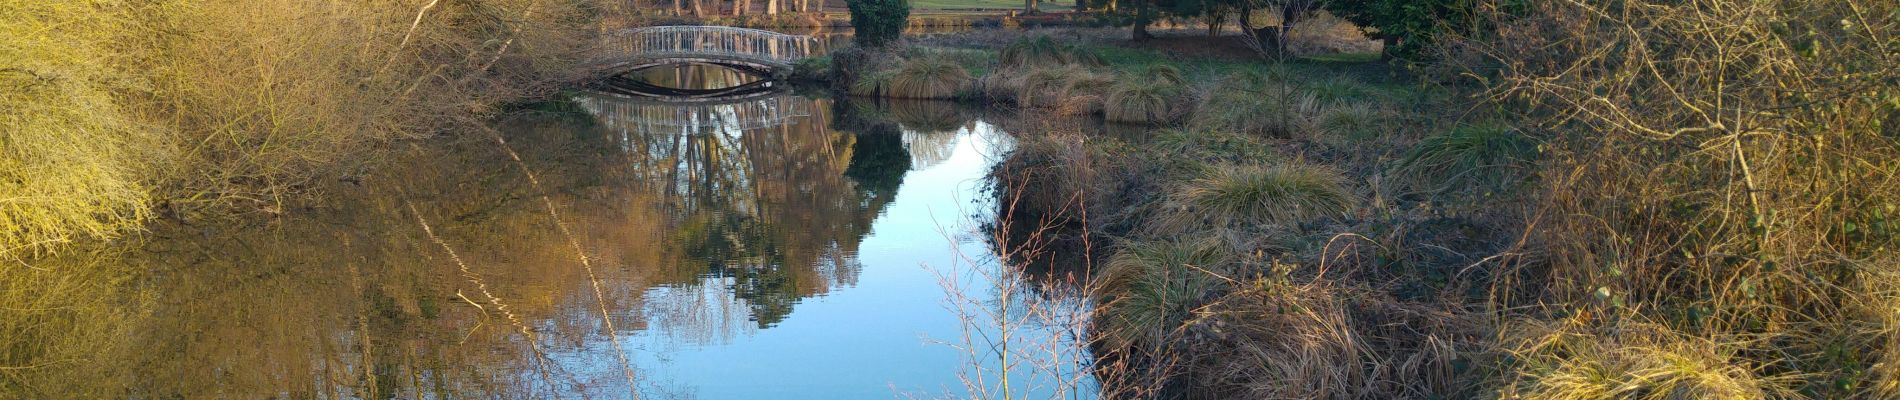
(602, 26, 816, 67)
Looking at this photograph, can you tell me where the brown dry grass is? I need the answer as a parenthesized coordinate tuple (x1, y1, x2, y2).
(983, 0, 1899, 397)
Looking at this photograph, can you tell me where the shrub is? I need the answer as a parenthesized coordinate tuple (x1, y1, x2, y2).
(1, 0, 589, 258)
(847, 0, 910, 47)
(790, 56, 832, 81)
(3, 0, 591, 389)
(1, 1, 161, 259)
(1464, 0, 1899, 396)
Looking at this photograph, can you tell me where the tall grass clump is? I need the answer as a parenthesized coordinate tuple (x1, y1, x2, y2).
(1093, 238, 1234, 352)
(1193, 71, 1319, 137)
(849, 70, 895, 97)
(877, 55, 971, 99)
(1315, 104, 1383, 143)
(990, 132, 1120, 223)
(1103, 79, 1187, 124)
(986, 65, 1112, 114)
(998, 35, 1101, 69)
(1140, 64, 1185, 86)
(1190, 281, 1376, 399)
(1157, 163, 1355, 232)
(1394, 123, 1537, 194)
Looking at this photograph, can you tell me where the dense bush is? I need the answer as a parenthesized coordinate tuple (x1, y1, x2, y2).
(3, 1, 590, 392)
(1, 0, 590, 260)
(1462, 0, 1900, 397)
(847, 0, 910, 47)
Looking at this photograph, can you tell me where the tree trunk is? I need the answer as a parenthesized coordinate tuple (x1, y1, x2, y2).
(1025, 0, 1038, 14)
(1132, 6, 1155, 40)
(767, 0, 778, 15)
(691, 0, 703, 17)
(1206, 9, 1224, 37)
(1238, 5, 1286, 58)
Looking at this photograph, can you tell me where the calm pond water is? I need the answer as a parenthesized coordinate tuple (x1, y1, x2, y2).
(43, 64, 1094, 398)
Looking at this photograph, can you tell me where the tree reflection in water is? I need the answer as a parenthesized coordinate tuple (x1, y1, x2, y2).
(5, 89, 971, 398)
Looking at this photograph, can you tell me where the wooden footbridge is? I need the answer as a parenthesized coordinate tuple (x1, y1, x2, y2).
(595, 26, 818, 78)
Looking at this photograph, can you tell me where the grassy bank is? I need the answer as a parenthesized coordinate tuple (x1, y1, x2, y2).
(832, 8, 1897, 397)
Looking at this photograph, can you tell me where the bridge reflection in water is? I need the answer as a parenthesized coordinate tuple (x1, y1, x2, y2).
(578, 92, 814, 134)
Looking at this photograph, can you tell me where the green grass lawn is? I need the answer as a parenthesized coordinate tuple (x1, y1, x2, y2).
(908, 0, 1072, 11)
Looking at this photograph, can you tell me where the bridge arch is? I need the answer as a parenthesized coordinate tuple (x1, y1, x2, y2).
(594, 26, 818, 79)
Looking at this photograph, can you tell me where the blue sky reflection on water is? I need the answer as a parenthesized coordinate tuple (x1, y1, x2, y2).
(561, 91, 1091, 399)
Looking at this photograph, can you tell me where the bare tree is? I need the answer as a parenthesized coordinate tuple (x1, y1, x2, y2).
(1236, 0, 1319, 59)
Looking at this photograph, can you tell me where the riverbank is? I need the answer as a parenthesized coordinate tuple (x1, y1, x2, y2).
(817, 27, 1487, 397)
(824, 10, 1900, 397)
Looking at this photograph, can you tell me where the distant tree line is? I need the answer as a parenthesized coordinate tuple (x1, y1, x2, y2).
(1065, 0, 1505, 58)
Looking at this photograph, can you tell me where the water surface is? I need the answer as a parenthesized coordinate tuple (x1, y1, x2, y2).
(45, 74, 1093, 398)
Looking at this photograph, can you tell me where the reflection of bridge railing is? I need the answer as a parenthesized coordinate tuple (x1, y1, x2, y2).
(576, 94, 816, 133)
(595, 26, 817, 74)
